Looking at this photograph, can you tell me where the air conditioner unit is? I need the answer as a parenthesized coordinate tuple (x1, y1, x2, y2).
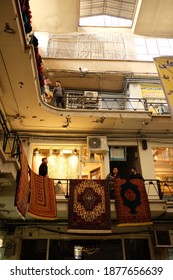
(84, 91, 101, 108)
(84, 91, 98, 98)
(155, 230, 173, 247)
(87, 136, 108, 152)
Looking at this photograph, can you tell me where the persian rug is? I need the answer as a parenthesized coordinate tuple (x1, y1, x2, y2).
(28, 170, 57, 220)
(68, 179, 111, 233)
(14, 142, 30, 219)
(114, 179, 153, 226)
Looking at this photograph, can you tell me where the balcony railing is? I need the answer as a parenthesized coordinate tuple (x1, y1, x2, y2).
(54, 178, 173, 201)
(44, 94, 170, 115)
(0, 111, 20, 160)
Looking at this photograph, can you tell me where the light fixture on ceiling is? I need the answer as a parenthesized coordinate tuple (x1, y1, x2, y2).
(50, 148, 53, 155)
(61, 149, 72, 154)
(57, 180, 62, 188)
(90, 152, 95, 161)
(33, 148, 39, 155)
(0, 238, 3, 248)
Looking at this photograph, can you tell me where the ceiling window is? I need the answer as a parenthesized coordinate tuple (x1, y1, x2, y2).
(80, 15, 132, 27)
(79, 0, 137, 27)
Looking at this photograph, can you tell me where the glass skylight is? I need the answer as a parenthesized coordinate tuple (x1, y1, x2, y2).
(80, 15, 132, 27)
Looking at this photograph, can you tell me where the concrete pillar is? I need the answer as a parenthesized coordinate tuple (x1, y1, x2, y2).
(138, 139, 159, 199)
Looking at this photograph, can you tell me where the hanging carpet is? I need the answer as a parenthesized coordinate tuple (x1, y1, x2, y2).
(14, 142, 30, 219)
(28, 170, 57, 220)
(114, 179, 153, 226)
(68, 179, 111, 233)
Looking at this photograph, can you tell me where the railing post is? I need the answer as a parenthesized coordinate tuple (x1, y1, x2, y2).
(65, 179, 69, 199)
(157, 180, 163, 199)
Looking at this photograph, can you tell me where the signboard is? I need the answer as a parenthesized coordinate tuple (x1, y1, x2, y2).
(109, 146, 126, 161)
(154, 56, 173, 118)
(140, 84, 165, 99)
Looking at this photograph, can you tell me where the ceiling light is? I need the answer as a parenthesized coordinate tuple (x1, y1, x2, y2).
(33, 148, 39, 155)
(0, 238, 3, 248)
(62, 149, 72, 154)
(90, 152, 95, 161)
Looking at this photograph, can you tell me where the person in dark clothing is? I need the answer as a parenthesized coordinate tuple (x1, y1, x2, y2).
(112, 167, 120, 180)
(129, 166, 144, 180)
(106, 167, 120, 199)
(39, 157, 48, 177)
(52, 80, 66, 108)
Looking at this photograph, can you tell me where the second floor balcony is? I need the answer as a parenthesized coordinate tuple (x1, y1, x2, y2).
(0, 138, 172, 224)
(43, 90, 170, 116)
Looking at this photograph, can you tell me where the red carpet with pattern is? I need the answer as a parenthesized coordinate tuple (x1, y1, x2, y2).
(15, 142, 30, 219)
(28, 170, 57, 220)
(68, 179, 111, 233)
(114, 179, 152, 226)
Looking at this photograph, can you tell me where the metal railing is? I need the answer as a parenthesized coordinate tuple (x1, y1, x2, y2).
(45, 95, 170, 115)
(54, 178, 173, 201)
(0, 111, 20, 160)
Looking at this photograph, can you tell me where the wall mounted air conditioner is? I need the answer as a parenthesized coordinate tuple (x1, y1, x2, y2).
(87, 136, 108, 152)
(155, 230, 173, 247)
(84, 91, 98, 99)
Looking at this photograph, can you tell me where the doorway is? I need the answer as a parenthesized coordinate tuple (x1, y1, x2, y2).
(109, 146, 139, 179)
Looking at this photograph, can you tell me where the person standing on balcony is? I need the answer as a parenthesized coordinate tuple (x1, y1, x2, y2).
(129, 166, 144, 180)
(113, 167, 120, 180)
(39, 157, 48, 177)
(43, 78, 53, 104)
(105, 167, 120, 199)
(52, 80, 66, 108)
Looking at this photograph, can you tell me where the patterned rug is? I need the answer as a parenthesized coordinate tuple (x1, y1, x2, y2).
(114, 179, 153, 226)
(68, 179, 111, 233)
(14, 142, 30, 219)
(28, 170, 57, 220)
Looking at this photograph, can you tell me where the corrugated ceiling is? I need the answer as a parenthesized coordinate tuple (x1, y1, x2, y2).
(80, 0, 137, 20)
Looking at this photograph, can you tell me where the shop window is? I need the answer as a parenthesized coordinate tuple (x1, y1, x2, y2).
(124, 238, 151, 260)
(20, 239, 47, 260)
(32, 147, 79, 180)
(152, 147, 173, 181)
(49, 239, 123, 260)
(20, 237, 151, 260)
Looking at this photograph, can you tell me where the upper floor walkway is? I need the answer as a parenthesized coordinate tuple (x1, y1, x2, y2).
(43, 90, 170, 116)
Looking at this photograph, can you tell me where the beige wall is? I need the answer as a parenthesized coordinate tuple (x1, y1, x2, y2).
(30, 0, 80, 33)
